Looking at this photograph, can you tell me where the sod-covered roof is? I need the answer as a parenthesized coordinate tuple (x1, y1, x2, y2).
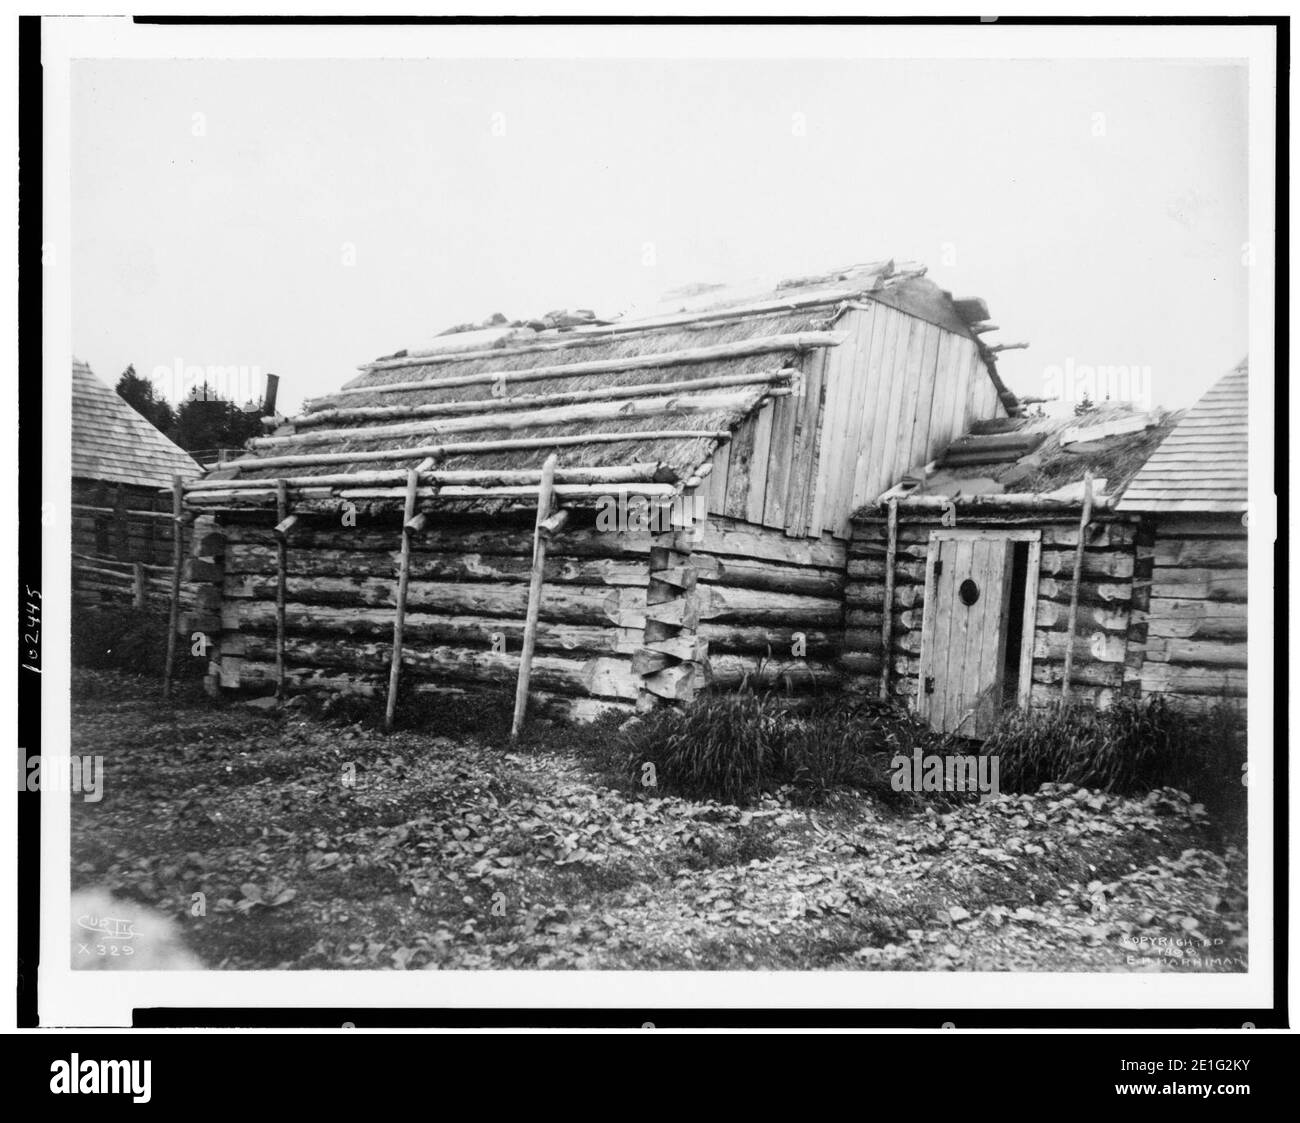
(195, 260, 1002, 514)
(72, 359, 201, 489)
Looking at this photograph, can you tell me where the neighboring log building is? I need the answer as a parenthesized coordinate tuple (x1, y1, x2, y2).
(181, 260, 1018, 724)
(1116, 359, 1249, 713)
(71, 359, 201, 606)
(847, 362, 1249, 734)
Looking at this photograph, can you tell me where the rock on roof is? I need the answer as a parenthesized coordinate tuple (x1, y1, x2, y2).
(72, 360, 201, 489)
(1116, 359, 1249, 514)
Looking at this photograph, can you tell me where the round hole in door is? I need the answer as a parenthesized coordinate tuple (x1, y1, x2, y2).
(958, 578, 980, 607)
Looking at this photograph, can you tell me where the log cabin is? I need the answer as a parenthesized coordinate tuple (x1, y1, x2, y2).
(179, 260, 1019, 726)
(71, 359, 201, 607)
(1115, 359, 1249, 713)
(847, 361, 1249, 735)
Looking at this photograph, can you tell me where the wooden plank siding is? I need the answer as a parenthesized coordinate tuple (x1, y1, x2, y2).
(703, 304, 1003, 541)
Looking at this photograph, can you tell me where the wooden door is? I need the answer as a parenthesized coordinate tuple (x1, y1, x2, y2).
(917, 532, 1016, 737)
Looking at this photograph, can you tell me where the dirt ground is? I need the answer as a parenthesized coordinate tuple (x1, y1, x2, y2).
(69, 670, 1247, 971)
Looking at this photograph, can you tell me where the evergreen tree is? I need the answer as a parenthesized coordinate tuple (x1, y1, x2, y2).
(114, 364, 176, 432)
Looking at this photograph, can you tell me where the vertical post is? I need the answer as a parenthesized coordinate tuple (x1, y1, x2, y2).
(275, 479, 289, 699)
(385, 467, 422, 731)
(511, 453, 558, 740)
(878, 498, 898, 701)
(162, 476, 184, 697)
(132, 562, 146, 609)
(1060, 472, 1094, 702)
(112, 484, 129, 560)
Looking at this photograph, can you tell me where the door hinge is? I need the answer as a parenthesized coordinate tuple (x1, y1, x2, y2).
(933, 560, 943, 577)
(924, 676, 936, 695)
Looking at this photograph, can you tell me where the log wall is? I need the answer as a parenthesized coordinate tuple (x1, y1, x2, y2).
(72, 479, 182, 568)
(1139, 514, 1248, 712)
(845, 513, 1143, 718)
(192, 506, 851, 719)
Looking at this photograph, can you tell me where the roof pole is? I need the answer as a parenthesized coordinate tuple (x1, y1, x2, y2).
(1060, 472, 1094, 702)
(878, 497, 898, 701)
(511, 453, 559, 741)
(274, 479, 290, 699)
(162, 475, 185, 698)
(384, 466, 425, 732)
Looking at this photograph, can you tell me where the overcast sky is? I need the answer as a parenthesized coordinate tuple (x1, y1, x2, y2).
(71, 57, 1248, 416)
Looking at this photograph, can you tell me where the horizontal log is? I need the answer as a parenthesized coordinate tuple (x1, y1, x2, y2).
(1153, 537, 1249, 569)
(221, 521, 652, 559)
(348, 331, 847, 383)
(234, 601, 641, 656)
(242, 633, 639, 700)
(695, 554, 844, 598)
(1143, 637, 1247, 668)
(1033, 630, 1128, 664)
(1150, 570, 1247, 601)
(691, 517, 846, 567)
(187, 462, 665, 492)
(300, 370, 793, 427)
(224, 574, 630, 627)
(837, 651, 883, 677)
(223, 543, 648, 587)
(1139, 663, 1247, 697)
(708, 654, 843, 690)
(1037, 577, 1132, 605)
(189, 481, 680, 506)
(247, 389, 770, 450)
(1146, 597, 1247, 640)
(1033, 600, 1131, 633)
(235, 662, 636, 723)
(1152, 516, 1250, 538)
(224, 430, 732, 474)
(1039, 549, 1135, 579)
(696, 623, 841, 657)
(695, 585, 843, 628)
(1031, 661, 1124, 688)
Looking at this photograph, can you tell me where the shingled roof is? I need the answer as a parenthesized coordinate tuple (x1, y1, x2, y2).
(1116, 359, 1249, 513)
(195, 259, 1009, 514)
(72, 359, 201, 489)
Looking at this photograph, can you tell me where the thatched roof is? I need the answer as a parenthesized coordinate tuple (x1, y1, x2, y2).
(1116, 359, 1248, 513)
(193, 260, 1003, 515)
(72, 359, 201, 489)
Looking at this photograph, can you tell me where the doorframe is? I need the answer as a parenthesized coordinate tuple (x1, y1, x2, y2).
(917, 527, 1042, 725)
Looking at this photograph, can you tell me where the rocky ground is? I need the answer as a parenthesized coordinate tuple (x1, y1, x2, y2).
(69, 669, 1247, 972)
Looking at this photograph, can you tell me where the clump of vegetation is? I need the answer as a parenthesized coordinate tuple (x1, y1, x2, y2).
(986, 696, 1246, 835)
(618, 690, 951, 807)
(71, 605, 200, 678)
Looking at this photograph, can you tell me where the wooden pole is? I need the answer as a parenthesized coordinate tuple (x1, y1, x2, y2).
(510, 453, 558, 740)
(132, 562, 146, 608)
(878, 498, 898, 701)
(162, 476, 184, 697)
(225, 430, 731, 475)
(384, 468, 422, 731)
(1060, 472, 1094, 702)
(275, 479, 289, 699)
